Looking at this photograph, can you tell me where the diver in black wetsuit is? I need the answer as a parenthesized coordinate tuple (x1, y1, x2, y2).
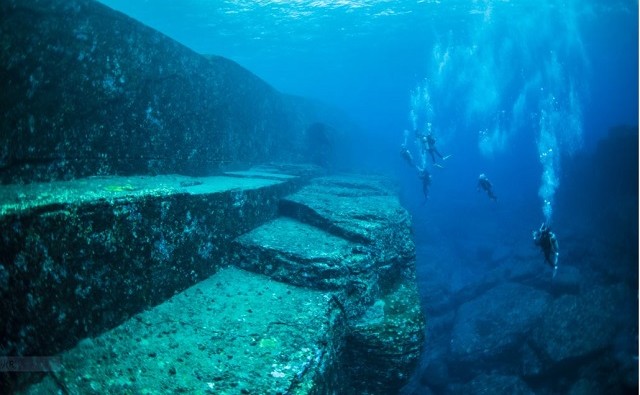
(418, 168, 431, 201)
(533, 223, 559, 276)
(477, 173, 497, 202)
(424, 133, 444, 164)
(400, 144, 415, 168)
(415, 128, 449, 168)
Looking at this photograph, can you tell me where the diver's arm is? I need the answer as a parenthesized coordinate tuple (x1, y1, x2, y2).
(532, 231, 541, 245)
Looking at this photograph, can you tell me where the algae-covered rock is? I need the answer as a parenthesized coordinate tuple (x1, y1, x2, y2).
(234, 174, 424, 393)
(280, 176, 415, 287)
(450, 374, 535, 395)
(531, 283, 634, 363)
(21, 267, 348, 395)
(0, 0, 349, 184)
(449, 283, 551, 365)
(1, 0, 424, 392)
(280, 176, 407, 243)
(0, 173, 300, 358)
(345, 280, 425, 394)
(234, 217, 356, 290)
(5, 172, 425, 395)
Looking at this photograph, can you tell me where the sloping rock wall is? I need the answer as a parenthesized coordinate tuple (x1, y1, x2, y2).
(0, 0, 350, 184)
(234, 175, 425, 393)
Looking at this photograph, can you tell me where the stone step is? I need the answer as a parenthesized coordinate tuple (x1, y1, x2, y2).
(230, 174, 425, 393)
(306, 174, 397, 197)
(224, 163, 326, 181)
(0, 172, 302, 358)
(0, 173, 297, 216)
(234, 174, 415, 311)
(233, 217, 366, 290)
(346, 280, 426, 394)
(279, 175, 409, 245)
(21, 267, 345, 394)
(4, 172, 426, 394)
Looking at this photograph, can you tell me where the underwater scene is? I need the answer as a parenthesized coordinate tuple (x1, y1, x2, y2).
(0, 0, 638, 394)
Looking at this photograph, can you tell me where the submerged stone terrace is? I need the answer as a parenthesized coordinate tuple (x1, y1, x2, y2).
(2, 167, 424, 394)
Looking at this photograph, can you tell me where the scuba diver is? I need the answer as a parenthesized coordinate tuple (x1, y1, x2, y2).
(424, 133, 444, 164)
(477, 173, 498, 202)
(400, 144, 415, 168)
(416, 125, 450, 167)
(532, 223, 559, 277)
(418, 167, 431, 201)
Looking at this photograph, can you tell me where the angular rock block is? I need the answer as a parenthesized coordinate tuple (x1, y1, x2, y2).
(279, 175, 405, 245)
(234, 174, 425, 393)
(237, 175, 417, 314)
(0, 173, 300, 357)
(449, 283, 551, 369)
(234, 217, 357, 290)
(279, 175, 415, 284)
(531, 284, 634, 364)
(21, 267, 348, 394)
(345, 280, 426, 394)
(234, 216, 382, 323)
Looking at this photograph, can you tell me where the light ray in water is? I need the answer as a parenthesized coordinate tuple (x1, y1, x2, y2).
(537, 108, 560, 223)
(406, 0, 587, 222)
(408, 80, 435, 169)
(409, 79, 433, 133)
(535, 53, 584, 223)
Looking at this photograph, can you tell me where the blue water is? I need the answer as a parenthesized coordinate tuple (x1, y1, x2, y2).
(100, 0, 637, 217)
(99, 0, 638, 393)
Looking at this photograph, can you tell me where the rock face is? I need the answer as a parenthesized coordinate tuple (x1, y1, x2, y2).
(346, 281, 425, 394)
(449, 283, 551, 366)
(531, 284, 634, 364)
(0, 169, 312, 359)
(450, 374, 535, 395)
(2, 171, 424, 394)
(235, 175, 425, 394)
(404, 138, 638, 395)
(0, 0, 351, 184)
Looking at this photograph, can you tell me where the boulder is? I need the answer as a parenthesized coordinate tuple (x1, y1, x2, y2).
(449, 374, 535, 395)
(345, 281, 425, 394)
(530, 284, 634, 364)
(449, 283, 551, 366)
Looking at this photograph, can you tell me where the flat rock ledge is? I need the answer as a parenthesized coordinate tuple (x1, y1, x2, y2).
(22, 267, 344, 395)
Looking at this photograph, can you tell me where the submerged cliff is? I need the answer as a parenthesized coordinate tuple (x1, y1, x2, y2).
(0, 0, 351, 184)
(2, 170, 424, 394)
